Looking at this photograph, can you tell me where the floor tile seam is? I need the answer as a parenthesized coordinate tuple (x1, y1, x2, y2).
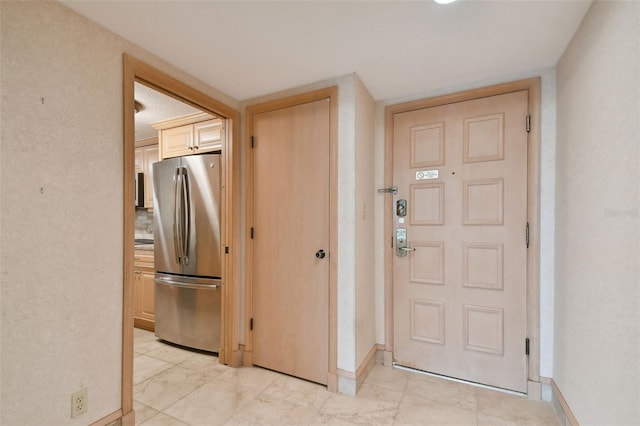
(402, 389, 480, 416)
(176, 364, 228, 380)
(135, 352, 176, 368)
(149, 373, 220, 421)
(215, 374, 278, 393)
(216, 372, 267, 388)
(358, 382, 405, 410)
(143, 349, 200, 365)
(142, 410, 190, 426)
(363, 379, 409, 394)
(237, 392, 324, 425)
(133, 364, 175, 386)
(254, 387, 324, 416)
(390, 390, 409, 426)
(473, 408, 531, 424)
(132, 398, 160, 423)
(217, 386, 277, 426)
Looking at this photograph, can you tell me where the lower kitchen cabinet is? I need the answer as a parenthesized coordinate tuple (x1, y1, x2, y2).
(134, 250, 155, 331)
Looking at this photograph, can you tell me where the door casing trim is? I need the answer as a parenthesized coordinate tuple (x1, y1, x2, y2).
(383, 77, 542, 389)
(243, 87, 339, 391)
(122, 54, 241, 423)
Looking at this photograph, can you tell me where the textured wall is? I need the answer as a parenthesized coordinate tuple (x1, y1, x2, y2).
(354, 76, 377, 371)
(1, 3, 123, 424)
(555, 1, 639, 423)
(0, 2, 237, 425)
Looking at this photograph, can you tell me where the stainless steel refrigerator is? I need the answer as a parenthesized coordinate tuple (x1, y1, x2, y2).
(152, 154, 222, 352)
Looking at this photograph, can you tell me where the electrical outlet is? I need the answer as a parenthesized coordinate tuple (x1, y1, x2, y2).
(71, 388, 88, 418)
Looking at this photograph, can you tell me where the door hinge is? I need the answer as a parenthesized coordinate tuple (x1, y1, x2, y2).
(526, 114, 531, 133)
(250, 227, 254, 239)
(225, 246, 229, 254)
(525, 338, 530, 356)
(250, 318, 254, 330)
(250, 136, 255, 148)
(526, 222, 530, 248)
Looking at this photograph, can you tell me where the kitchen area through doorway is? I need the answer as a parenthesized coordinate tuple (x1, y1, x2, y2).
(133, 80, 226, 369)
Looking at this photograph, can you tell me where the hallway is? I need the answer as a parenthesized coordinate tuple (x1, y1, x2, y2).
(133, 328, 561, 425)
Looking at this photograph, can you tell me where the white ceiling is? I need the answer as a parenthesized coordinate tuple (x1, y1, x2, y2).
(134, 82, 202, 140)
(63, 0, 591, 102)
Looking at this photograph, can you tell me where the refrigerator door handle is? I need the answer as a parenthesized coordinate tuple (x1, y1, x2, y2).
(182, 167, 191, 265)
(173, 167, 183, 265)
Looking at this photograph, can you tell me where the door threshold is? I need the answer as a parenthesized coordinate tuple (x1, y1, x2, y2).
(393, 364, 525, 397)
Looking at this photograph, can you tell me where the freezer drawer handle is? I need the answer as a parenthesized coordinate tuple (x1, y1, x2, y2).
(156, 277, 220, 290)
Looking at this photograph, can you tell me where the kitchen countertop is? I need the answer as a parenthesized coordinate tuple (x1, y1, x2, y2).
(134, 239, 154, 251)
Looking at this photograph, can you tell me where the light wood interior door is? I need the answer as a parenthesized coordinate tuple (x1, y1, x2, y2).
(392, 91, 529, 392)
(252, 98, 330, 385)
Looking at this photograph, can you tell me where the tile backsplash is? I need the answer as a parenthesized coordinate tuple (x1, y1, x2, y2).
(135, 209, 154, 239)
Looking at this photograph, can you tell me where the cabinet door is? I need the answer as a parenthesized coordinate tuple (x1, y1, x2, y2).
(161, 125, 194, 159)
(133, 271, 143, 317)
(134, 147, 144, 173)
(140, 270, 155, 322)
(194, 119, 224, 153)
(143, 145, 159, 208)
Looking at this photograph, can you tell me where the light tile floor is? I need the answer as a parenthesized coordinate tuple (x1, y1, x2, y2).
(134, 328, 561, 425)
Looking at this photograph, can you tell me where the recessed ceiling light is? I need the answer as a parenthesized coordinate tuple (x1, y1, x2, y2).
(434, 0, 457, 4)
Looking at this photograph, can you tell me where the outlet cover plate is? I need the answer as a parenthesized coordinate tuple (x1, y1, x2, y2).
(71, 388, 88, 418)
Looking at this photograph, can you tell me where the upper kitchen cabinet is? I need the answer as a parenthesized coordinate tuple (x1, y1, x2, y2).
(135, 137, 159, 209)
(152, 112, 225, 159)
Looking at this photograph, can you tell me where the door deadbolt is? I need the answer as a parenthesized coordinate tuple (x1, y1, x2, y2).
(315, 249, 326, 259)
(397, 199, 407, 217)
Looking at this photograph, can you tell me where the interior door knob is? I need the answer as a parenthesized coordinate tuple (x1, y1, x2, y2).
(315, 249, 326, 259)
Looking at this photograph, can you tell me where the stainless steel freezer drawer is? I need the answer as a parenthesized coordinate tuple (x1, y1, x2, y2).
(154, 275, 221, 352)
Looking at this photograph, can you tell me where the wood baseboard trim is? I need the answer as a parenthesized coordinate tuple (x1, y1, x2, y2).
(549, 378, 579, 426)
(335, 343, 383, 393)
(133, 319, 154, 332)
(90, 409, 123, 426)
(230, 346, 244, 367)
(327, 371, 338, 393)
(242, 349, 253, 367)
(121, 409, 135, 426)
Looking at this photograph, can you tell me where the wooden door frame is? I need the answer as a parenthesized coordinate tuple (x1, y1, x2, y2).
(243, 87, 339, 391)
(122, 55, 241, 425)
(383, 78, 542, 392)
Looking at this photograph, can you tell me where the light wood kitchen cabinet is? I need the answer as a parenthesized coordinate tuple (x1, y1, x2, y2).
(153, 112, 225, 159)
(135, 137, 159, 209)
(134, 250, 155, 331)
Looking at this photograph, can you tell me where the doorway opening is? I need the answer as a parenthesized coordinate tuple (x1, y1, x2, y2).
(122, 55, 240, 422)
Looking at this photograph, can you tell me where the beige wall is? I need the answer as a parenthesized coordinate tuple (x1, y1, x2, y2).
(0, 2, 237, 425)
(555, 1, 639, 424)
(354, 77, 377, 372)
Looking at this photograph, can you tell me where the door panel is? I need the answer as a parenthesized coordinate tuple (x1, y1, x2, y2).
(252, 98, 330, 385)
(181, 154, 222, 278)
(153, 157, 182, 275)
(393, 90, 528, 392)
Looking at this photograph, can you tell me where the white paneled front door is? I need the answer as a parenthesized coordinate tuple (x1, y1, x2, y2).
(392, 90, 529, 392)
